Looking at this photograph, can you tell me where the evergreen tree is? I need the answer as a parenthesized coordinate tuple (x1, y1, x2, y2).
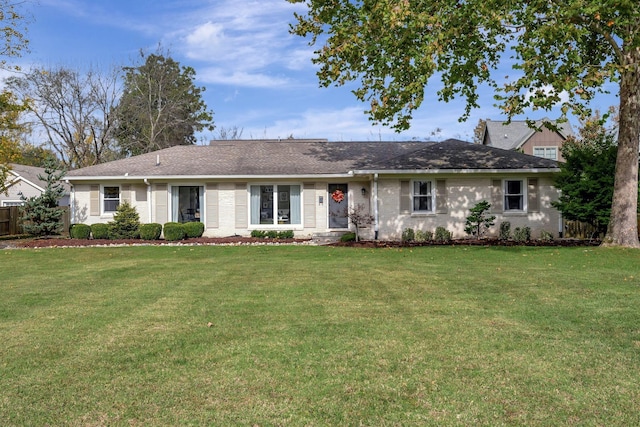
(20, 158, 66, 236)
(464, 201, 496, 237)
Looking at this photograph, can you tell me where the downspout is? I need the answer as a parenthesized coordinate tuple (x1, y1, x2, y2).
(144, 178, 152, 223)
(373, 173, 379, 240)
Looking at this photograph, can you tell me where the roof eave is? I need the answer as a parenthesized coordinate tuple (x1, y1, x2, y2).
(351, 167, 560, 175)
(64, 173, 356, 181)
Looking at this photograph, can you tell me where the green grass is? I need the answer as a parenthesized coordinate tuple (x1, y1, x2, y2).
(1, 245, 639, 425)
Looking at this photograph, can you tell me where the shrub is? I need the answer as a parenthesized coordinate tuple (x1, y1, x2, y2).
(464, 201, 496, 237)
(69, 223, 91, 239)
(340, 232, 356, 242)
(277, 230, 294, 239)
(90, 223, 109, 239)
(139, 223, 162, 240)
(499, 221, 511, 240)
(513, 226, 531, 243)
(540, 230, 554, 241)
(251, 230, 267, 238)
(415, 229, 433, 242)
(266, 230, 278, 239)
(183, 221, 205, 238)
(401, 228, 415, 242)
(163, 222, 186, 241)
(434, 226, 452, 242)
(108, 201, 140, 239)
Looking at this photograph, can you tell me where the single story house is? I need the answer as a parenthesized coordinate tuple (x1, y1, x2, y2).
(64, 139, 562, 240)
(478, 118, 574, 162)
(1, 163, 70, 207)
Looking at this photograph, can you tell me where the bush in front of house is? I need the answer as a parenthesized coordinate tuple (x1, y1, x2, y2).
(139, 223, 162, 240)
(415, 229, 433, 242)
(340, 232, 356, 242)
(90, 223, 109, 239)
(108, 201, 140, 239)
(251, 230, 267, 238)
(513, 226, 531, 243)
(499, 221, 511, 240)
(183, 221, 205, 238)
(277, 230, 294, 239)
(401, 228, 415, 242)
(434, 226, 452, 242)
(464, 201, 496, 238)
(163, 222, 185, 241)
(266, 230, 278, 239)
(69, 223, 91, 239)
(540, 230, 554, 242)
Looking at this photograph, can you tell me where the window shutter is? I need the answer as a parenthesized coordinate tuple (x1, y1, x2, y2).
(235, 183, 247, 228)
(303, 182, 316, 228)
(435, 180, 447, 214)
(154, 184, 168, 224)
(491, 180, 503, 213)
(528, 178, 539, 213)
(121, 184, 131, 203)
(400, 180, 411, 213)
(90, 185, 99, 216)
(206, 183, 219, 228)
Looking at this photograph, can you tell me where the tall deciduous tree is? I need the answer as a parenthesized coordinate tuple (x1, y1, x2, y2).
(5, 66, 122, 168)
(115, 50, 214, 156)
(0, 0, 29, 71)
(0, 90, 28, 193)
(290, 0, 640, 247)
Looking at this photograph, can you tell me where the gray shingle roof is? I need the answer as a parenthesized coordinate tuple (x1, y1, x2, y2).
(483, 119, 574, 150)
(65, 139, 558, 179)
(9, 164, 70, 193)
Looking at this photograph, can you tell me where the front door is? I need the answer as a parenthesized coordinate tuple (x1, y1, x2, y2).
(328, 183, 348, 228)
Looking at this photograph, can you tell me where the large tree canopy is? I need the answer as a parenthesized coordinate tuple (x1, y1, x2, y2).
(0, 90, 28, 193)
(290, 0, 640, 247)
(115, 51, 214, 156)
(6, 66, 122, 169)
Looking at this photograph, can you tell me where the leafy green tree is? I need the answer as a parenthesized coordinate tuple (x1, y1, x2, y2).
(0, 90, 28, 194)
(552, 120, 631, 238)
(20, 157, 67, 236)
(290, 1, 640, 247)
(464, 201, 496, 238)
(0, 0, 29, 71)
(15, 142, 62, 168)
(115, 50, 214, 156)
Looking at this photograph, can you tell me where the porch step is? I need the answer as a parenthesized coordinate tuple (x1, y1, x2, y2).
(311, 231, 350, 244)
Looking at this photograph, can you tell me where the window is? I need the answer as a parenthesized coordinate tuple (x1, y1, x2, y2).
(250, 184, 301, 226)
(412, 180, 434, 213)
(533, 147, 558, 160)
(1, 200, 23, 207)
(103, 186, 120, 212)
(171, 186, 204, 223)
(504, 180, 524, 211)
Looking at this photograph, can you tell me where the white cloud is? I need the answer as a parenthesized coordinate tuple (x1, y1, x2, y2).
(198, 67, 291, 88)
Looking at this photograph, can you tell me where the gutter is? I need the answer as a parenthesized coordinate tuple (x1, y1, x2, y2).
(350, 168, 560, 175)
(373, 173, 379, 240)
(63, 173, 356, 182)
(144, 178, 152, 223)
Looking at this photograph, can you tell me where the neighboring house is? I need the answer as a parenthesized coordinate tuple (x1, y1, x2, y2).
(64, 139, 562, 240)
(478, 118, 574, 162)
(0, 163, 70, 207)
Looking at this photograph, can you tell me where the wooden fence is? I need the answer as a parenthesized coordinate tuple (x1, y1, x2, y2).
(0, 206, 70, 236)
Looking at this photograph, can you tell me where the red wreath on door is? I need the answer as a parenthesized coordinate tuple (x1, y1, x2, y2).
(331, 189, 345, 203)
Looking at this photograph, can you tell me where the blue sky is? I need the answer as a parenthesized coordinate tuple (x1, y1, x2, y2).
(12, 0, 619, 142)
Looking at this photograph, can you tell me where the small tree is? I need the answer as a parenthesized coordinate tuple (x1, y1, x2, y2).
(346, 203, 374, 242)
(464, 201, 496, 238)
(20, 158, 67, 236)
(108, 201, 140, 239)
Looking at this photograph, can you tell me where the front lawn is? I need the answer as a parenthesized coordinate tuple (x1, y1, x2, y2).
(1, 245, 639, 425)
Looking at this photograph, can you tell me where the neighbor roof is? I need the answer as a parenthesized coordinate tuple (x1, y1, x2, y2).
(482, 119, 574, 150)
(65, 139, 559, 180)
(8, 163, 71, 193)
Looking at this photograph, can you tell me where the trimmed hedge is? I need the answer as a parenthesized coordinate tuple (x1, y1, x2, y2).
(69, 223, 91, 239)
(140, 223, 162, 240)
(90, 223, 109, 239)
(183, 221, 205, 238)
(163, 222, 185, 241)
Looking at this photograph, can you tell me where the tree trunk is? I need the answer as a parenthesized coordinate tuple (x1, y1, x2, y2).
(603, 47, 640, 248)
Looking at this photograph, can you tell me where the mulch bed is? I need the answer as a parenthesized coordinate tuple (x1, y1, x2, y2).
(1, 236, 601, 249)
